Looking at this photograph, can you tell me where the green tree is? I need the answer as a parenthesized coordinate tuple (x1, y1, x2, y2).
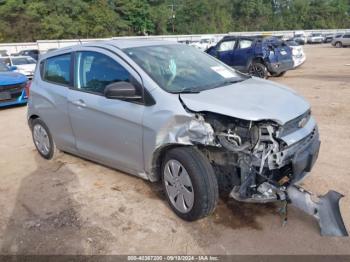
(0, 0, 349, 42)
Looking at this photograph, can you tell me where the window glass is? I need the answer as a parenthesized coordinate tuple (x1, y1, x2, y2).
(75, 51, 130, 95)
(239, 39, 253, 49)
(218, 40, 235, 51)
(0, 58, 10, 66)
(12, 57, 36, 65)
(0, 62, 9, 72)
(44, 54, 71, 85)
(344, 34, 350, 38)
(125, 44, 246, 93)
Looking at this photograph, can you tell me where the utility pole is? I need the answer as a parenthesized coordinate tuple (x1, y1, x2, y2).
(168, 0, 178, 33)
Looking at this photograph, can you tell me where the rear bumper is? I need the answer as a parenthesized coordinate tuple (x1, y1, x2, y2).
(308, 39, 324, 43)
(293, 55, 306, 68)
(267, 60, 294, 74)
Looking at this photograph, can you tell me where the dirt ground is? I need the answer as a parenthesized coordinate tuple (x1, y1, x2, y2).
(0, 45, 349, 255)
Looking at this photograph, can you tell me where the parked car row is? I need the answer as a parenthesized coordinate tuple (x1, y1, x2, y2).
(0, 56, 37, 79)
(289, 31, 349, 45)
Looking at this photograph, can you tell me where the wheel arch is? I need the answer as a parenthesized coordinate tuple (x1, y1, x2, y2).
(28, 114, 40, 129)
(248, 56, 266, 68)
(151, 143, 194, 182)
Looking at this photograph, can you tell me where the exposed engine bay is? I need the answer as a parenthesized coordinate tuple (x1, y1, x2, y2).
(193, 112, 347, 236)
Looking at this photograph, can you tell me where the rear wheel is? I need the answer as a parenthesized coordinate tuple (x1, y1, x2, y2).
(161, 147, 218, 221)
(31, 118, 55, 159)
(335, 42, 342, 48)
(248, 62, 268, 79)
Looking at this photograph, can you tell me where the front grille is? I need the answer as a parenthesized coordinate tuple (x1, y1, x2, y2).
(0, 83, 25, 92)
(0, 83, 25, 101)
(280, 110, 311, 136)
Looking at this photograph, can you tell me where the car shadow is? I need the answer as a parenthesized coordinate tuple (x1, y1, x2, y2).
(145, 181, 277, 230)
(0, 154, 85, 255)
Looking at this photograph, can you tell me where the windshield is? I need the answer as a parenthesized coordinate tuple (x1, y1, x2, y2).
(124, 44, 246, 93)
(312, 34, 321, 37)
(0, 62, 9, 72)
(0, 57, 10, 66)
(12, 57, 36, 65)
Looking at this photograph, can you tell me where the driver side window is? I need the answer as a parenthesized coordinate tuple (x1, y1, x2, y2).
(75, 51, 130, 95)
(218, 40, 236, 52)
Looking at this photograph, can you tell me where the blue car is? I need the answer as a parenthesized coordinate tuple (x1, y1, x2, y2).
(0, 62, 29, 107)
(206, 36, 294, 78)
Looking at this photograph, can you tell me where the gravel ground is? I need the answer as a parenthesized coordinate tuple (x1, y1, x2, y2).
(0, 44, 349, 255)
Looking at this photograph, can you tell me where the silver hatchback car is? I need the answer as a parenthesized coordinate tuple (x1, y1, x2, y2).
(27, 40, 347, 235)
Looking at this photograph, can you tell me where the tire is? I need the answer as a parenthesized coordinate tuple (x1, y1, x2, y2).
(335, 42, 342, 48)
(31, 118, 55, 159)
(248, 62, 268, 79)
(271, 71, 286, 77)
(161, 147, 218, 221)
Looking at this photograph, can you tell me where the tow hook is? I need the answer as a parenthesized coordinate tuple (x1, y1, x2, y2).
(287, 185, 348, 237)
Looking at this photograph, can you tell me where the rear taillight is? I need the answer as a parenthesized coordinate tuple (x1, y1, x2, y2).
(25, 80, 31, 98)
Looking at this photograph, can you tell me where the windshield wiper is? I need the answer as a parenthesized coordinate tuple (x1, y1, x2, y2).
(173, 87, 201, 94)
(172, 77, 248, 94)
(212, 78, 246, 89)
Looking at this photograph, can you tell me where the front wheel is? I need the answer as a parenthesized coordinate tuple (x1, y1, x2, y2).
(248, 62, 268, 79)
(161, 147, 218, 221)
(335, 42, 342, 48)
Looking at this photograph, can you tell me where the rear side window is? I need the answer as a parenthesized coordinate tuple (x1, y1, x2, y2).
(75, 51, 130, 95)
(238, 39, 253, 49)
(344, 34, 350, 38)
(43, 54, 71, 85)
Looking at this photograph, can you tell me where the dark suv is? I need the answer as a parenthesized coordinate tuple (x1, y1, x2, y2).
(206, 36, 294, 78)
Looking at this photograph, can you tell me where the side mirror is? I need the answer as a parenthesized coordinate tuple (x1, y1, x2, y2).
(9, 65, 17, 71)
(104, 81, 142, 101)
(208, 46, 219, 58)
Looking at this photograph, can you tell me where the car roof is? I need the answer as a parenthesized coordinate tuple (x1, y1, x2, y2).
(40, 39, 180, 60)
(1, 55, 33, 58)
(80, 39, 177, 49)
(222, 35, 280, 41)
(20, 49, 39, 52)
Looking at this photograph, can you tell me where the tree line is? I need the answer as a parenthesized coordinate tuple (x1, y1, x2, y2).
(0, 0, 349, 42)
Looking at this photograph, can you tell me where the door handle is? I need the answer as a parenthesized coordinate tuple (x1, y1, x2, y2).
(72, 99, 86, 107)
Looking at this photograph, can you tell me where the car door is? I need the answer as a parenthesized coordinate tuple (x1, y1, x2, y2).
(215, 39, 236, 66)
(232, 38, 254, 72)
(68, 48, 144, 174)
(37, 53, 77, 153)
(343, 34, 350, 45)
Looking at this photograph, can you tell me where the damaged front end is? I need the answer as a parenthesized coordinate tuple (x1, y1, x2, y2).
(198, 111, 348, 236)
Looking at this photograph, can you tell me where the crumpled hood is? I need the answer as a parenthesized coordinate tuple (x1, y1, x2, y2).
(180, 77, 310, 125)
(0, 72, 27, 85)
